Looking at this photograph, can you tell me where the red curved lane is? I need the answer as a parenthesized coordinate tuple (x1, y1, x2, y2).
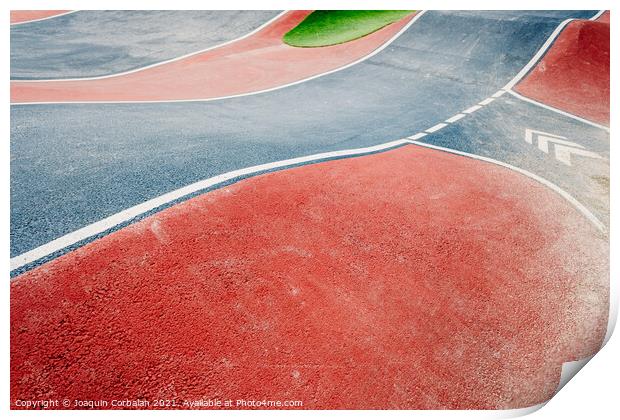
(11, 145, 608, 409)
(514, 12, 609, 125)
(10, 10, 71, 24)
(11, 11, 415, 103)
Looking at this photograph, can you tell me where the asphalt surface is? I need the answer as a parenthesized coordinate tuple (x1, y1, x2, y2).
(10, 10, 599, 260)
(10, 9, 610, 410)
(419, 94, 609, 225)
(11, 11, 414, 103)
(10, 10, 72, 24)
(515, 15, 610, 124)
(10, 10, 281, 79)
(11, 145, 609, 409)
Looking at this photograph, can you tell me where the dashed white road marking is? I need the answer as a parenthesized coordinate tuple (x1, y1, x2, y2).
(10, 10, 609, 274)
(445, 114, 465, 123)
(408, 132, 427, 140)
(425, 123, 448, 133)
(463, 105, 482, 114)
(6, 81, 543, 273)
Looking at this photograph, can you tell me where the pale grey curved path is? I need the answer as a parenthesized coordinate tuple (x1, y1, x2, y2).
(10, 10, 281, 80)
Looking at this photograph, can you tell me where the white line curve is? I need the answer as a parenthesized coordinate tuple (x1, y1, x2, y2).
(10, 139, 411, 272)
(407, 140, 606, 232)
(12, 11, 288, 82)
(10, 10, 78, 26)
(503, 10, 609, 131)
(11, 9, 608, 272)
(589, 10, 606, 21)
(10, 11, 427, 105)
(10, 128, 606, 273)
(506, 90, 609, 132)
(503, 18, 574, 90)
(9, 129, 606, 273)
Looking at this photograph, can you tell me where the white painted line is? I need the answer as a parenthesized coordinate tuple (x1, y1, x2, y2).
(502, 10, 606, 90)
(491, 90, 506, 98)
(478, 97, 495, 106)
(10, 138, 412, 272)
(12, 9, 609, 275)
(407, 140, 605, 232)
(407, 132, 427, 140)
(497, 9, 610, 132)
(462, 105, 482, 114)
(14, 11, 288, 82)
(425, 123, 448, 133)
(445, 113, 465, 123)
(11, 11, 427, 106)
(11, 10, 78, 26)
(524, 128, 568, 146)
(507, 90, 610, 132)
(503, 18, 574, 89)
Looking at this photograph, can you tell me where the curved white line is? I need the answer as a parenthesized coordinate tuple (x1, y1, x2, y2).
(10, 127, 606, 273)
(11, 9, 607, 272)
(429, 135, 612, 396)
(502, 10, 609, 130)
(503, 18, 574, 90)
(11, 10, 78, 26)
(408, 140, 606, 232)
(506, 90, 609, 132)
(10, 11, 426, 105)
(504, 10, 604, 89)
(11, 11, 428, 269)
(10, 139, 411, 272)
(589, 9, 606, 21)
(14, 11, 287, 82)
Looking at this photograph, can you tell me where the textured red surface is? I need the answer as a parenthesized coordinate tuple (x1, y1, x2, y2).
(514, 13, 610, 125)
(11, 145, 608, 409)
(10, 10, 70, 24)
(11, 11, 415, 103)
(597, 10, 610, 24)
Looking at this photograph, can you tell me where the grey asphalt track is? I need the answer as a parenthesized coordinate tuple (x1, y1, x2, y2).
(11, 10, 604, 264)
(416, 95, 609, 226)
(10, 10, 281, 80)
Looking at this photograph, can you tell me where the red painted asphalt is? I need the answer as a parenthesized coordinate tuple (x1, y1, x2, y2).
(515, 12, 609, 125)
(10, 10, 71, 24)
(11, 145, 608, 409)
(10, 11, 415, 103)
(597, 10, 610, 23)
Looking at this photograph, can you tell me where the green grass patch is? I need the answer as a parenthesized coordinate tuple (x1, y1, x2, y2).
(283, 10, 414, 48)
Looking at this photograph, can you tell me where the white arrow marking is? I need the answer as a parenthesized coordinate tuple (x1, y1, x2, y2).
(525, 128, 567, 147)
(554, 144, 602, 166)
(536, 135, 583, 154)
(524, 128, 602, 166)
